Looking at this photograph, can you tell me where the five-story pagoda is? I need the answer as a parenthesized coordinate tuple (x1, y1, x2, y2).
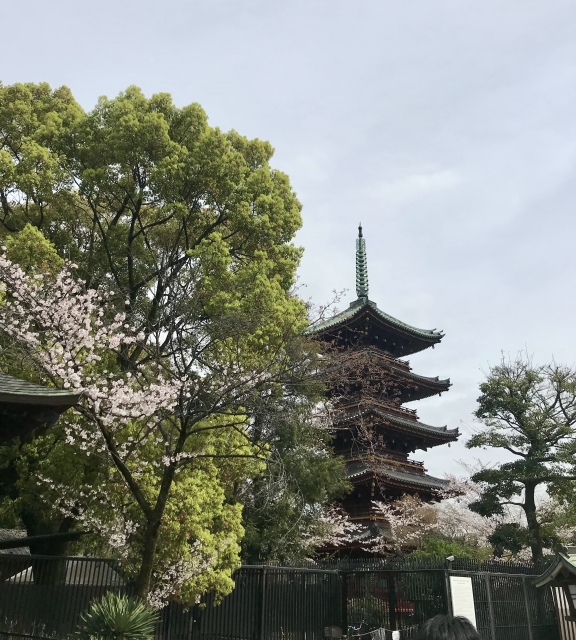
(309, 226, 458, 544)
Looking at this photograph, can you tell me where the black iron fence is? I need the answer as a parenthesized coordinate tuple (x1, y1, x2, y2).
(0, 556, 125, 638)
(342, 569, 446, 638)
(0, 554, 568, 640)
(446, 569, 558, 640)
(192, 567, 343, 640)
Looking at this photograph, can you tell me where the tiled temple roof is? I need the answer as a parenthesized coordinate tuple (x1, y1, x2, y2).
(0, 529, 29, 555)
(0, 372, 81, 444)
(346, 460, 448, 490)
(0, 372, 80, 406)
(334, 404, 459, 441)
(534, 546, 576, 588)
(307, 297, 444, 343)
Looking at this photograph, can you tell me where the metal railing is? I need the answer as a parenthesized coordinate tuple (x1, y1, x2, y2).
(0, 554, 568, 640)
(446, 569, 559, 640)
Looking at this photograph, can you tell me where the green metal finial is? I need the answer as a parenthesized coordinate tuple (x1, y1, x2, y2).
(356, 224, 369, 299)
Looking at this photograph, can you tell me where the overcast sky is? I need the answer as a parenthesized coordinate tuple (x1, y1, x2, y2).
(2, 0, 575, 476)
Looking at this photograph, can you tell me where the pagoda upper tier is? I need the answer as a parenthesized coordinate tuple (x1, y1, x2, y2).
(310, 298, 443, 357)
(308, 228, 444, 357)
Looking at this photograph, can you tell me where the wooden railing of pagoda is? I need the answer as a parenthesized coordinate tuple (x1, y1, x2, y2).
(349, 346, 413, 370)
(344, 452, 426, 472)
(337, 400, 418, 417)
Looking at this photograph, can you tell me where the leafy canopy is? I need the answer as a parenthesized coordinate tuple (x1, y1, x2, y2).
(0, 82, 338, 603)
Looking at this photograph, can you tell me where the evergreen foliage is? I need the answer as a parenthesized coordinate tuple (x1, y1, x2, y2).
(468, 354, 576, 561)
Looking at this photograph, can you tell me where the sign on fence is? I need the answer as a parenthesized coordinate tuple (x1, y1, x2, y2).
(449, 576, 477, 629)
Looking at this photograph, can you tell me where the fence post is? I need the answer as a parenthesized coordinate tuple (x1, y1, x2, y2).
(522, 575, 535, 640)
(258, 567, 267, 640)
(484, 573, 497, 640)
(444, 569, 453, 616)
(341, 571, 348, 638)
(388, 572, 397, 632)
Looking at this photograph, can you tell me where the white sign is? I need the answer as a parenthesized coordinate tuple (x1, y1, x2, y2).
(449, 576, 477, 629)
(391, 631, 400, 640)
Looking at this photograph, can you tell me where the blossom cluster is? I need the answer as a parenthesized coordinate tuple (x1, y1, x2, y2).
(0, 253, 178, 453)
(304, 505, 364, 550)
(372, 495, 438, 553)
(147, 538, 236, 609)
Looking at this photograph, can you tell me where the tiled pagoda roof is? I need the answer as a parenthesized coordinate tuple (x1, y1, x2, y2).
(364, 350, 451, 399)
(346, 460, 448, 490)
(334, 403, 459, 443)
(307, 297, 444, 344)
(306, 226, 444, 357)
(0, 372, 80, 406)
(402, 369, 450, 390)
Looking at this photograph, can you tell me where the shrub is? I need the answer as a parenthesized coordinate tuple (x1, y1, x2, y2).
(414, 536, 493, 560)
(77, 592, 159, 640)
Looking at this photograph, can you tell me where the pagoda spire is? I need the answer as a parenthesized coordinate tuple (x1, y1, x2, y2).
(356, 224, 369, 299)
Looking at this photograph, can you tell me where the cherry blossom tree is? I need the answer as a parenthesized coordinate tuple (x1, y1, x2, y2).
(301, 505, 364, 553)
(372, 495, 438, 553)
(370, 476, 503, 555)
(0, 251, 312, 604)
(435, 474, 501, 547)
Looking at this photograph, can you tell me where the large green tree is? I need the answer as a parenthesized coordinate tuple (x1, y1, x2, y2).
(468, 354, 576, 561)
(0, 82, 344, 601)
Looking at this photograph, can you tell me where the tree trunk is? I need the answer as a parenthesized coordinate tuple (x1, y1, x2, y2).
(133, 464, 178, 600)
(21, 509, 75, 556)
(134, 517, 162, 600)
(524, 482, 543, 562)
(21, 509, 75, 585)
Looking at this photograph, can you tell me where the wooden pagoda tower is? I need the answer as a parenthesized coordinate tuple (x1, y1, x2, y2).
(309, 226, 458, 543)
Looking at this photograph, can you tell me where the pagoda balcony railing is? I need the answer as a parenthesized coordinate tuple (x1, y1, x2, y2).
(340, 498, 383, 514)
(343, 452, 426, 471)
(341, 505, 384, 521)
(383, 403, 418, 417)
(350, 346, 412, 370)
(337, 400, 418, 417)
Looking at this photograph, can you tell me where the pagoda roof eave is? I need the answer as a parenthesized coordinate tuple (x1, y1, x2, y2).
(391, 369, 450, 392)
(334, 405, 459, 442)
(348, 349, 451, 392)
(346, 461, 448, 491)
(0, 372, 81, 408)
(306, 297, 443, 344)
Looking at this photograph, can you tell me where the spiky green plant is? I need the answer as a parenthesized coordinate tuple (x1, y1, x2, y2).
(77, 592, 159, 640)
